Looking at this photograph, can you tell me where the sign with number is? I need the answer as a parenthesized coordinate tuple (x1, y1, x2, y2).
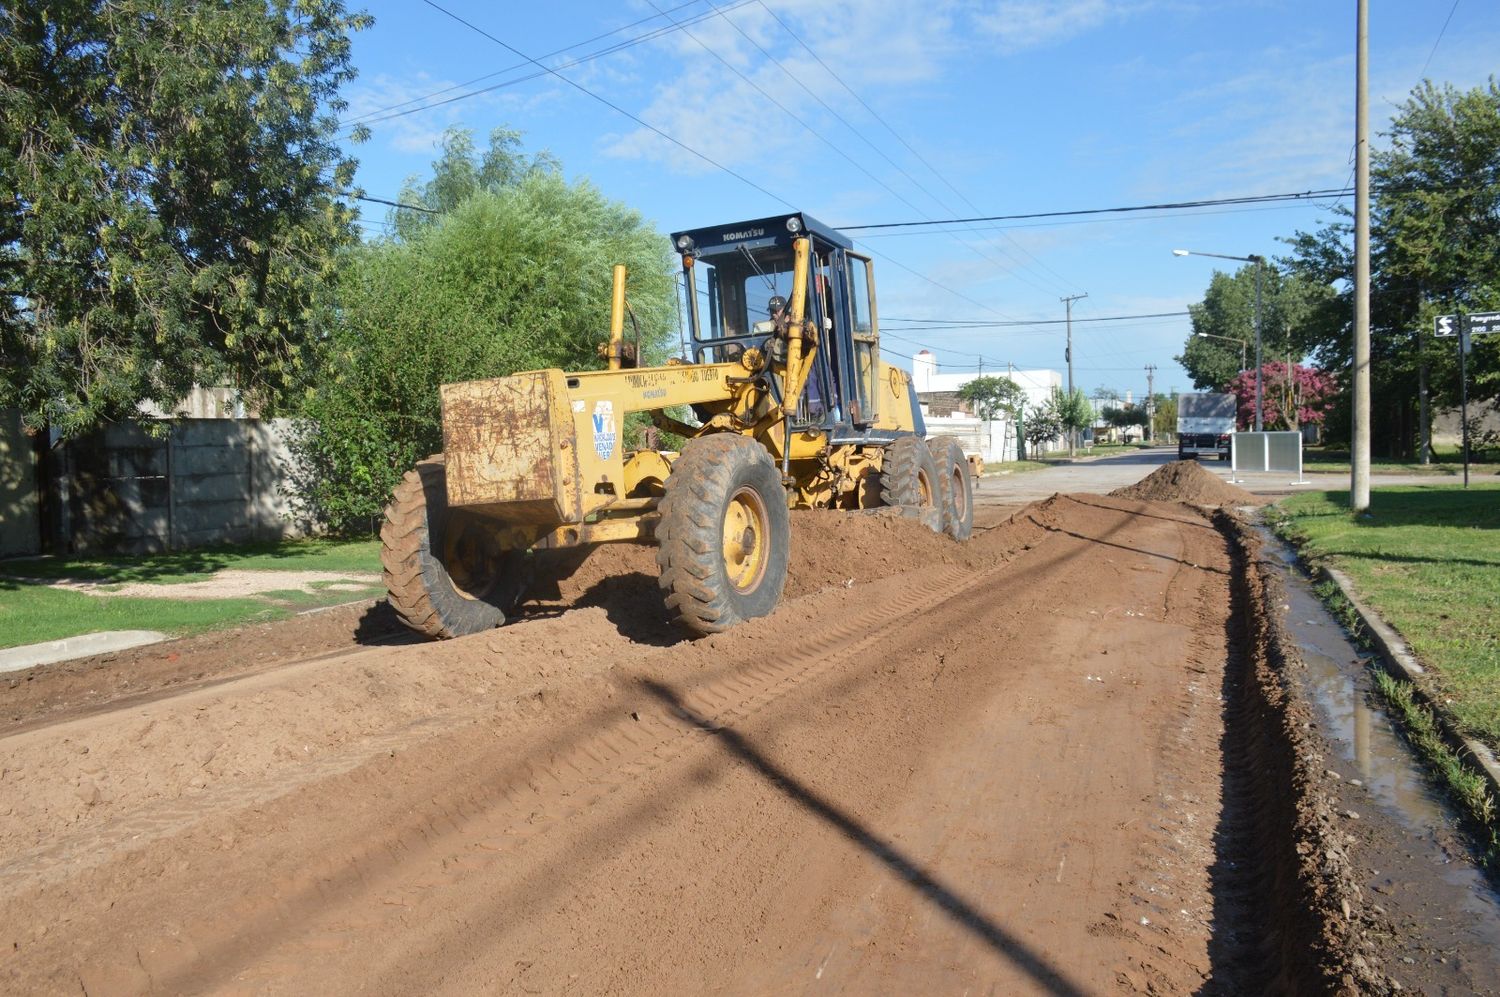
(1435, 312, 1500, 338)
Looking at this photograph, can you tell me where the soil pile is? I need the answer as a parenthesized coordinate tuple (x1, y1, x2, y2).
(1109, 459, 1258, 506)
(533, 507, 972, 613)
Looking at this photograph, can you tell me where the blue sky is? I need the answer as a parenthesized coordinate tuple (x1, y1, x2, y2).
(335, 1, 1498, 401)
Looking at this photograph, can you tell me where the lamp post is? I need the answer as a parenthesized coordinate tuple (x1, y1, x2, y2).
(1194, 331, 1248, 375)
(1174, 249, 1266, 431)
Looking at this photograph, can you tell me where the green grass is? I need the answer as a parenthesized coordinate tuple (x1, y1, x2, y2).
(1274, 485, 1500, 748)
(1372, 670, 1499, 869)
(1302, 445, 1500, 476)
(984, 460, 1051, 474)
(0, 538, 383, 649)
(0, 536, 380, 584)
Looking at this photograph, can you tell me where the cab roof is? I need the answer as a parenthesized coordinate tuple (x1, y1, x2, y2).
(669, 212, 853, 254)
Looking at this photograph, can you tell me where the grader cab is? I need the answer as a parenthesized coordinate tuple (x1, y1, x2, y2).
(381, 212, 975, 639)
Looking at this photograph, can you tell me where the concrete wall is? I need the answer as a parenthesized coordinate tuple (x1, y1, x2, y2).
(1432, 404, 1500, 447)
(0, 411, 41, 556)
(924, 415, 1030, 462)
(49, 418, 307, 554)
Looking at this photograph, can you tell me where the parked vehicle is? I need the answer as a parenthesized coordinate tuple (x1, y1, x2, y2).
(1176, 393, 1235, 461)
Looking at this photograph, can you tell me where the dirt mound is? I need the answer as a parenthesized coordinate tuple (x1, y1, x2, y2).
(1108, 459, 1258, 506)
(530, 508, 970, 619)
(787, 508, 974, 597)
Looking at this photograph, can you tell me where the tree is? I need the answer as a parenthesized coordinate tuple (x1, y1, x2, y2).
(1174, 267, 1334, 391)
(1284, 78, 1500, 455)
(1150, 393, 1178, 440)
(956, 374, 1025, 421)
(0, 0, 371, 436)
(1023, 402, 1063, 455)
(390, 127, 560, 241)
(292, 150, 677, 532)
(1103, 403, 1147, 432)
(1051, 387, 1092, 455)
(1225, 363, 1338, 432)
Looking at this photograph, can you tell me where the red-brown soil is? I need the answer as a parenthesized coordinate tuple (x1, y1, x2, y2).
(1109, 458, 1260, 505)
(0, 488, 1491, 994)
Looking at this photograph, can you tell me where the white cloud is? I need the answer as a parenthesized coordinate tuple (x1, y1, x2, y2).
(976, 1, 1157, 54)
(601, 0, 963, 174)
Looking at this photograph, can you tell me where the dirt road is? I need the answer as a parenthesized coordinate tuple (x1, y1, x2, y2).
(0, 487, 1491, 993)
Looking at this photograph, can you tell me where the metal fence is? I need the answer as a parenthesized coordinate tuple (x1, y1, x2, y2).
(1230, 431, 1306, 483)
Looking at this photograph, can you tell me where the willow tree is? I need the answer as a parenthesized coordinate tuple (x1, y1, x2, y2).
(293, 165, 678, 532)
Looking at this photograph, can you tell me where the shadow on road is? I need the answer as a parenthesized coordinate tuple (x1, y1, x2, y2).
(638, 677, 1092, 997)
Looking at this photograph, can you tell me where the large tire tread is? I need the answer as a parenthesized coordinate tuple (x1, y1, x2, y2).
(927, 435, 975, 541)
(876, 435, 942, 532)
(380, 455, 525, 639)
(656, 434, 790, 635)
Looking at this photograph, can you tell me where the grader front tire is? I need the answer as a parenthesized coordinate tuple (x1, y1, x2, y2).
(927, 435, 975, 540)
(877, 435, 942, 532)
(380, 456, 529, 639)
(656, 435, 790, 635)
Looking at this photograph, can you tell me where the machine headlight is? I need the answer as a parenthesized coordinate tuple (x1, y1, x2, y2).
(785, 217, 802, 233)
(676, 234, 694, 250)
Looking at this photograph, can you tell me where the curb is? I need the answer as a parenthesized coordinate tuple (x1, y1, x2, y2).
(1321, 565, 1500, 801)
(0, 630, 171, 674)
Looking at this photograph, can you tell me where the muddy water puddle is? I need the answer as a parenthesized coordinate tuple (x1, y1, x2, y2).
(1257, 526, 1500, 964)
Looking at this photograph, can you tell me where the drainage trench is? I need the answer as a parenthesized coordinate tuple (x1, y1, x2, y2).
(1254, 524, 1500, 962)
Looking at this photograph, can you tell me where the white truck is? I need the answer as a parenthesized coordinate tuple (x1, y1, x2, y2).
(1177, 393, 1236, 461)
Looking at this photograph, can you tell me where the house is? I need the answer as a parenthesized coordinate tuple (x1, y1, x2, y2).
(909, 351, 1066, 459)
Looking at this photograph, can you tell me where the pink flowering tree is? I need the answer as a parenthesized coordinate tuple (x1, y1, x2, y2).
(1225, 363, 1338, 431)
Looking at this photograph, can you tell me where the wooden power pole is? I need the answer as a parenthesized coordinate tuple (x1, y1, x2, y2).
(1061, 293, 1087, 451)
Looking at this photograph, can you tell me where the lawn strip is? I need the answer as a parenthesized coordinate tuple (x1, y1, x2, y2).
(0, 537, 384, 649)
(1273, 485, 1500, 749)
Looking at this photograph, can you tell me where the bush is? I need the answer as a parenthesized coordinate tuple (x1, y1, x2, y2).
(292, 172, 676, 532)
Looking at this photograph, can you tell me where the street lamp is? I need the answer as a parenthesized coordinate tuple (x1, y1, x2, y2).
(1194, 331, 1248, 375)
(1173, 249, 1266, 430)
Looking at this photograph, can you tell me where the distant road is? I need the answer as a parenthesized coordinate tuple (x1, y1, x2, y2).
(976, 446, 1461, 510)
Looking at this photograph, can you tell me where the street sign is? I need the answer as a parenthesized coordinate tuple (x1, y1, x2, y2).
(1435, 312, 1499, 489)
(1435, 312, 1500, 338)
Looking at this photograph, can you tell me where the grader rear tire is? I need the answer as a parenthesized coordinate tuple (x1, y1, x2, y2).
(656, 434, 790, 635)
(380, 455, 530, 639)
(927, 435, 974, 540)
(877, 435, 942, 532)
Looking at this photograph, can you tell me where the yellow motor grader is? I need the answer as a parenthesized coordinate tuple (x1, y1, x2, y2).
(381, 212, 974, 638)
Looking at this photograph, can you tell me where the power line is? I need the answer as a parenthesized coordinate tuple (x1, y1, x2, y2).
(339, 0, 720, 127)
(355, 194, 439, 214)
(640, 0, 933, 222)
(681, 0, 1067, 299)
(340, 0, 759, 135)
(839, 188, 1356, 231)
(882, 310, 1189, 327)
(849, 200, 1337, 238)
(752, 0, 1080, 296)
(1419, 0, 1462, 81)
(418, 0, 790, 207)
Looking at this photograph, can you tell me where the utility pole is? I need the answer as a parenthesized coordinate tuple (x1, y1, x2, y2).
(1417, 313, 1431, 464)
(1351, 0, 1371, 512)
(1061, 292, 1087, 452)
(1007, 361, 1021, 461)
(1145, 365, 1157, 443)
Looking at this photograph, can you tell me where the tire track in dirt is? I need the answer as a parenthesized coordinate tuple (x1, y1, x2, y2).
(122, 562, 1018, 994)
(5, 494, 1370, 996)
(161, 496, 1223, 995)
(0, 501, 1061, 990)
